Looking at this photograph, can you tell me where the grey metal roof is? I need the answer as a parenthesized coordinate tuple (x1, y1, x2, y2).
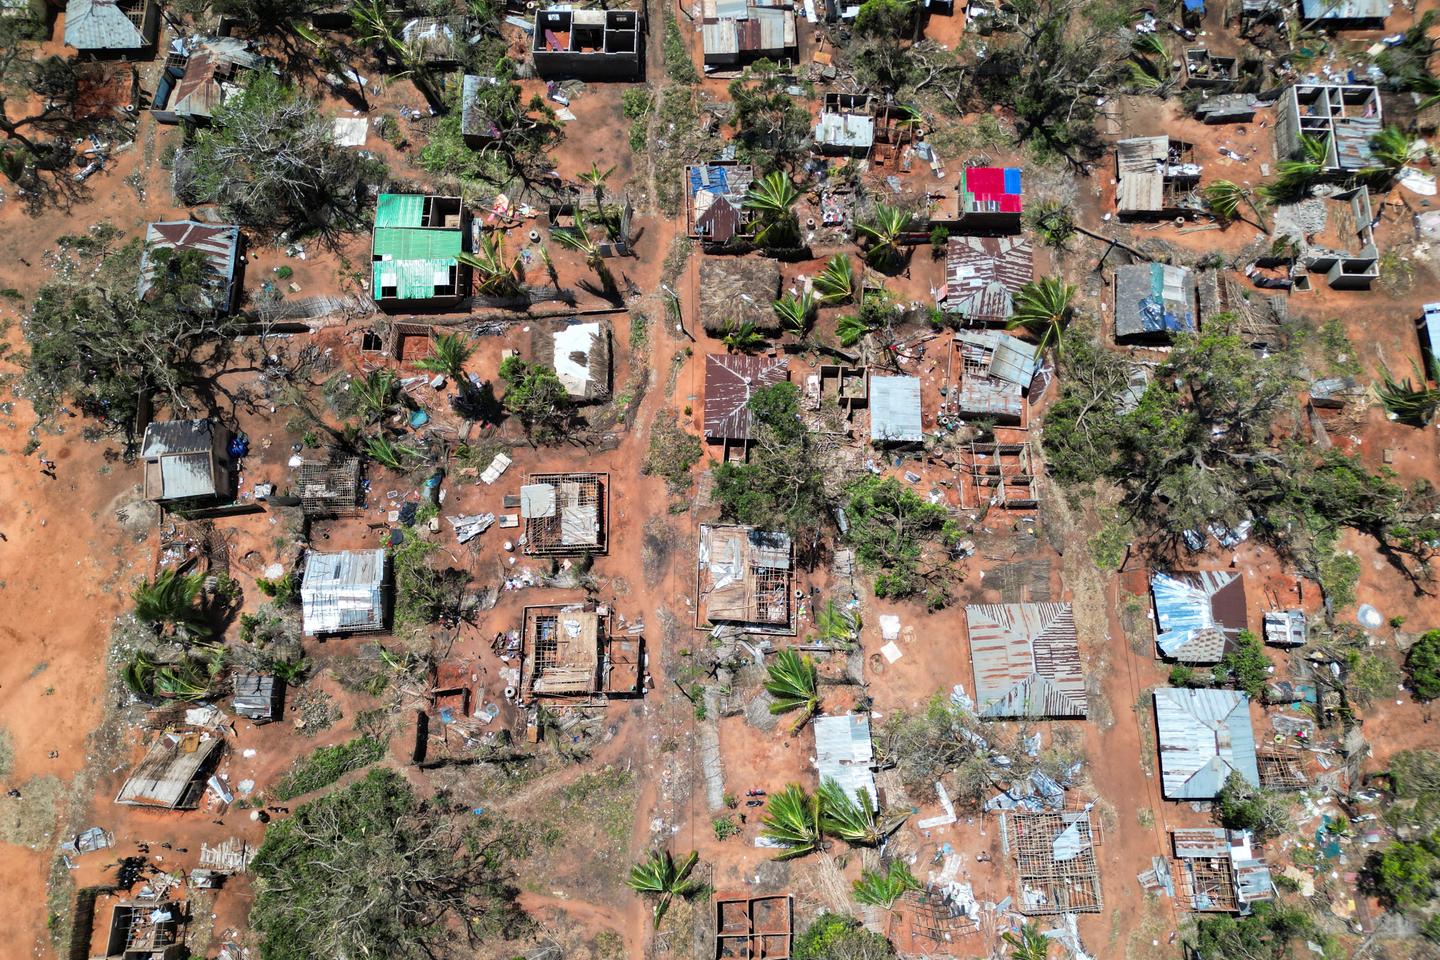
(1116, 136, 1168, 213)
(65, 0, 150, 50)
(1153, 687, 1259, 800)
(1424, 302, 1440, 357)
(1151, 571, 1247, 663)
(301, 549, 387, 635)
(142, 419, 219, 501)
(141, 418, 213, 457)
(520, 483, 558, 518)
(813, 713, 876, 807)
(460, 75, 501, 140)
(1114, 263, 1196, 340)
(232, 674, 279, 721)
(966, 603, 1086, 719)
(1299, 0, 1388, 19)
(869, 375, 923, 443)
(815, 112, 875, 150)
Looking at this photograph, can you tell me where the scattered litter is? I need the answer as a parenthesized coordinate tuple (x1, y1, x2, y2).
(480, 453, 512, 484)
(449, 513, 496, 543)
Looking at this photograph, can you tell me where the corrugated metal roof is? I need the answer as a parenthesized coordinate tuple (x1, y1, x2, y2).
(1116, 136, 1167, 213)
(1424, 302, 1440, 357)
(65, 0, 149, 50)
(870, 375, 923, 442)
(813, 713, 876, 807)
(703, 354, 789, 441)
(1171, 827, 1231, 859)
(1151, 571, 1247, 663)
(966, 603, 1086, 719)
(1299, 0, 1387, 19)
(815, 112, 875, 150)
(138, 221, 240, 305)
(114, 731, 223, 809)
(301, 549, 386, 635)
(1153, 687, 1259, 799)
(375, 193, 425, 228)
(945, 236, 1034, 321)
(141, 418, 213, 457)
(1115, 263, 1196, 340)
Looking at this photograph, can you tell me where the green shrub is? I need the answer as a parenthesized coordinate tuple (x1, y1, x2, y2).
(1407, 630, 1440, 702)
(794, 913, 897, 960)
(271, 736, 387, 801)
(1213, 629, 1271, 698)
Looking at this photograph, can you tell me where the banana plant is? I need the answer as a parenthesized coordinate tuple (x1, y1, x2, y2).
(855, 204, 913, 270)
(720, 319, 766, 353)
(742, 170, 801, 248)
(1377, 361, 1440, 425)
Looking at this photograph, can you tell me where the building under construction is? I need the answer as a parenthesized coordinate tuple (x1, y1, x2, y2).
(714, 892, 792, 960)
(521, 472, 608, 556)
(695, 524, 793, 632)
(1009, 808, 1103, 916)
(1170, 827, 1275, 913)
(519, 603, 642, 703)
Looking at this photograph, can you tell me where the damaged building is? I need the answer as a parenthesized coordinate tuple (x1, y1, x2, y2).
(1170, 827, 1275, 913)
(1009, 808, 1104, 915)
(532, 7, 642, 80)
(521, 472, 608, 556)
(951, 329, 1040, 424)
(703, 354, 789, 453)
(1275, 84, 1383, 175)
(686, 162, 756, 246)
(1115, 135, 1202, 219)
(1151, 570, 1248, 663)
(140, 418, 233, 506)
(943, 236, 1034, 324)
(696, 524, 793, 631)
(114, 727, 224, 810)
(1153, 687, 1260, 800)
(519, 602, 641, 702)
(1113, 262, 1198, 344)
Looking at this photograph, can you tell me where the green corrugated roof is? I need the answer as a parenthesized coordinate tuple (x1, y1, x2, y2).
(372, 227, 462, 260)
(373, 258, 458, 300)
(374, 193, 425, 228)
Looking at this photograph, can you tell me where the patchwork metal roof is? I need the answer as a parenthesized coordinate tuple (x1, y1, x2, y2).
(114, 730, 223, 809)
(945, 236, 1034, 321)
(813, 713, 876, 807)
(1153, 687, 1259, 799)
(163, 39, 263, 120)
(960, 166, 1023, 215)
(815, 112, 875, 150)
(1115, 263, 1196, 340)
(141, 419, 220, 501)
(703, 354, 789, 441)
(966, 603, 1086, 719)
(301, 549, 387, 635)
(138, 221, 240, 306)
(869, 375, 923, 443)
(1151, 571, 1247, 663)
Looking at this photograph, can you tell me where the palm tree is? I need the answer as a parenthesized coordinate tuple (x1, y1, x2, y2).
(1377, 361, 1440, 425)
(818, 777, 904, 846)
(852, 861, 920, 908)
(759, 784, 824, 860)
(856, 204, 912, 270)
(1002, 923, 1052, 960)
(815, 599, 860, 646)
(773, 291, 816, 339)
(1006, 278, 1075, 356)
(459, 231, 524, 297)
(1203, 180, 1269, 231)
(122, 650, 160, 700)
(1127, 32, 1173, 93)
(764, 649, 821, 732)
(1370, 126, 1419, 172)
(814, 255, 857, 305)
(551, 211, 618, 296)
(579, 161, 615, 208)
(365, 434, 421, 470)
(133, 569, 212, 642)
(352, 368, 400, 422)
(1257, 157, 1324, 203)
(154, 659, 212, 701)
(835, 313, 874, 348)
(414, 332, 475, 384)
(720, 319, 766, 353)
(743, 171, 800, 248)
(626, 850, 702, 928)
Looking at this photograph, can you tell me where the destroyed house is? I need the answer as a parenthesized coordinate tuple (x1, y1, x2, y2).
(140, 418, 232, 504)
(696, 524, 793, 630)
(521, 472, 608, 556)
(532, 8, 642, 81)
(1263, 609, 1307, 647)
(152, 39, 264, 124)
(300, 548, 387, 636)
(966, 603, 1086, 719)
(699, 257, 783, 335)
(956, 165, 1023, 229)
(686, 163, 755, 245)
(99, 898, 186, 960)
(1151, 571, 1247, 663)
(371, 193, 470, 308)
(1277, 186, 1379, 290)
(714, 894, 793, 960)
(1012, 809, 1103, 915)
(701, 0, 797, 68)
(704, 354, 789, 447)
(535, 320, 612, 402)
(953, 329, 1040, 424)
(1113, 263, 1197, 343)
(1182, 48, 1239, 89)
(460, 74, 502, 146)
(139, 220, 243, 314)
(297, 457, 362, 517)
(814, 94, 875, 156)
(1153, 687, 1260, 800)
(1275, 84, 1382, 174)
(520, 603, 641, 700)
(114, 728, 224, 809)
(232, 673, 282, 723)
(1115, 136, 1201, 218)
(869, 374, 923, 444)
(1298, 0, 1389, 27)
(1171, 827, 1275, 913)
(813, 713, 876, 806)
(64, 0, 159, 57)
(944, 236, 1033, 323)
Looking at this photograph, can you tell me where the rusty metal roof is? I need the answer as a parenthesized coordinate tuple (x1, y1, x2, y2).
(1153, 687, 1259, 800)
(1151, 571, 1247, 663)
(703, 354, 788, 441)
(945, 236, 1034, 321)
(966, 603, 1086, 719)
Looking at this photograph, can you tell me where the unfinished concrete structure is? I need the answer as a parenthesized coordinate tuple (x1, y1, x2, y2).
(714, 893, 793, 959)
(521, 472, 608, 556)
(1182, 48, 1239, 89)
(966, 603, 1086, 719)
(1276, 186, 1379, 290)
(519, 602, 641, 702)
(1115, 136, 1202, 218)
(1170, 827, 1275, 913)
(1009, 808, 1103, 915)
(532, 8, 642, 80)
(114, 729, 224, 810)
(96, 897, 187, 959)
(696, 524, 793, 631)
(963, 442, 1038, 509)
(1275, 84, 1382, 174)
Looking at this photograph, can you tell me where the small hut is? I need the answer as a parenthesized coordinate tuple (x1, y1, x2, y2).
(532, 319, 612, 403)
(699, 258, 782, 336)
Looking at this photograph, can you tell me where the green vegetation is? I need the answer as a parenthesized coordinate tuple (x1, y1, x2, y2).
(794, 913, 898, 960)
(1187, 901, 1317, 960)
(763, 649, 822, 733)
(271, 736, 387, 801)
(1215, 771, 1289, 842)
(1002, 923, 1052, 960)
(743, 171, 801, 250)
(498, 355, 572, 442)
(1378, 361, 1440, 426)
(712, 814, 740, 840)
(1006, 278, 1075, 355)
(759, 777, 900, 860)
(1407, 631, 1440, 702)
(132, 569, 213, 643)
(250, 769, 528, 960)
(856, 204, 913, 271)
(625, 849, 701, 927)
(1387, 750, 1440, 833)
(852, 860, 919, 909)
(1364, 835, 1440, 909)
(842, 475, 958, 600)
(390, 529, 468, 629)
(814, 254, 859, 305)
(643, 416, 702, 493)
(255, 572, 298, 605)
(712, 382, 829, 543)
(727, 64, 812, 168)
(664, 6, 700, 84)
(1212, 630, 1270, 699)
(1025, 199, 1075, 248)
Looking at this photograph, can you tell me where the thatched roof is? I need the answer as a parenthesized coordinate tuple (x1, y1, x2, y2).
(699, 258, 782, 334)
(531, 319, 612, 402)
